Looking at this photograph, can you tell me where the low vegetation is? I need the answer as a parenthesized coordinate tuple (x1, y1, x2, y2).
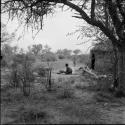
(1, 41, 125, 124)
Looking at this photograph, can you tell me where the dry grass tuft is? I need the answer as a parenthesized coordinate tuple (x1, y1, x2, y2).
(20, 107, 48, 123)
(56, 81, 75, 99)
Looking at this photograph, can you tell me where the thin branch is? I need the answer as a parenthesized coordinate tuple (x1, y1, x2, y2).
(85, 45, 94, 53)
(91, 0, 95, 20)
(104, 2, 108, 28)
(32, 29, 41, 40)
(76, 39, 91, 45)
(65, 0, 120, 46)
(72, 15, 82, 19)
(2, 0, 122, 47)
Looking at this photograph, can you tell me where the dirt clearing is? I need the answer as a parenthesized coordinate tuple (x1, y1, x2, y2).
(1, 71, 125, 124)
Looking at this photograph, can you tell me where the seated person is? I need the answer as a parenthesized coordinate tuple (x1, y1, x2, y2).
(57, 63, 72, 75)
(65, 63, 72, 74)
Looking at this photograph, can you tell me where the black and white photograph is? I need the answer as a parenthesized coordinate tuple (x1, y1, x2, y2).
(1, 0, 125, 124)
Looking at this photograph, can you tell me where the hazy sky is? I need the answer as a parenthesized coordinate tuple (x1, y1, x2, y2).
(2, 8, 94, 54)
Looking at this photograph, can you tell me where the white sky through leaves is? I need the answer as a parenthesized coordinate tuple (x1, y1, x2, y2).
(1, 8, 93, 54)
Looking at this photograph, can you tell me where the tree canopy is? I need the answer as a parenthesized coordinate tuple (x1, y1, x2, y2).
(2, 0, 125, 47)
(73, 49, 81, 55)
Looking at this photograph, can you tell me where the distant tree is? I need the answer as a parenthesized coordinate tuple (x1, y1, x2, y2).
(27, 46, 32, 53)
(42, 44, 51, 54)
(42, 52, 57, 62)
(56, 49, 64, 59)
(58, 55, 65, 59)
(12, 46, 19, 54)
(73, 49, 81, 55)
(56, 49, 63, 55)
(56, 49, 72, 59)
(62, 49, 72, 58)
(19, 48, 25, 54)
(31, 44, 42, 55)
(1, 23, 15, 60)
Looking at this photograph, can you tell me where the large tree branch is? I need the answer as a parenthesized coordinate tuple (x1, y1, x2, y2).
(104, 2, 109, 28)
(64, 0, 120, 47)
(40, 0, 121, 46)
(92, 21, 121, 47)
(106, 0, 122, 40)
(2, 0, 122, 46)
(72, 15, 82, 19)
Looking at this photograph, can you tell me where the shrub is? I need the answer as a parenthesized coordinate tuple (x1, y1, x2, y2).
(21, 108, 47, 123)
(61, 88, 74, 98)
(37, 66, 53, 91)
(58, 54, 65, 59)
(7, 54, 35, 96)
(42, 52, 58, 62)
(75, 83, 86, 90)
(1, 57, 8, 67)
(19, 62, 35, 96)
(95, 78, 113, 92)
(57, 82, 74, 99)
(6, 106, 48, 124)
(9, 67, 20, 88)
(37, 67, 47, 77)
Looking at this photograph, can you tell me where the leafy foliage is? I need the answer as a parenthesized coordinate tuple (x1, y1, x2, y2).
(41, 52, 57, 62)
(1, 0, 56, 30)
(73, 49, 81, 55)
(29, 44, 43, 55)
(1, 44, 15, 68)
(1, 23, 15, 44)
(56, 49, 72, 59)
(6, 53, 35, 96)
(2, 0, 125, 45)
(57, 81, 74, 99)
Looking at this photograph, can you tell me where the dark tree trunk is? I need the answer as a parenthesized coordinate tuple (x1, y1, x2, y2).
(48, 69, 52, 91)
(46, 68, 52, 91)
(116, 46, 125, 96)
(91, 53, 95, 70)
(113, 45, 118, 88)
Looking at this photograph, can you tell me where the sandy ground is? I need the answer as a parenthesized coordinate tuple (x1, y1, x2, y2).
(1, 71, 125, 124)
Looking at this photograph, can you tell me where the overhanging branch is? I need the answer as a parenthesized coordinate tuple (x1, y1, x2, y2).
(72, 16, 82, 19)
(64, 0, 120, 46)
(106, 0, 122, 40)
(2, 0, 122, 47)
